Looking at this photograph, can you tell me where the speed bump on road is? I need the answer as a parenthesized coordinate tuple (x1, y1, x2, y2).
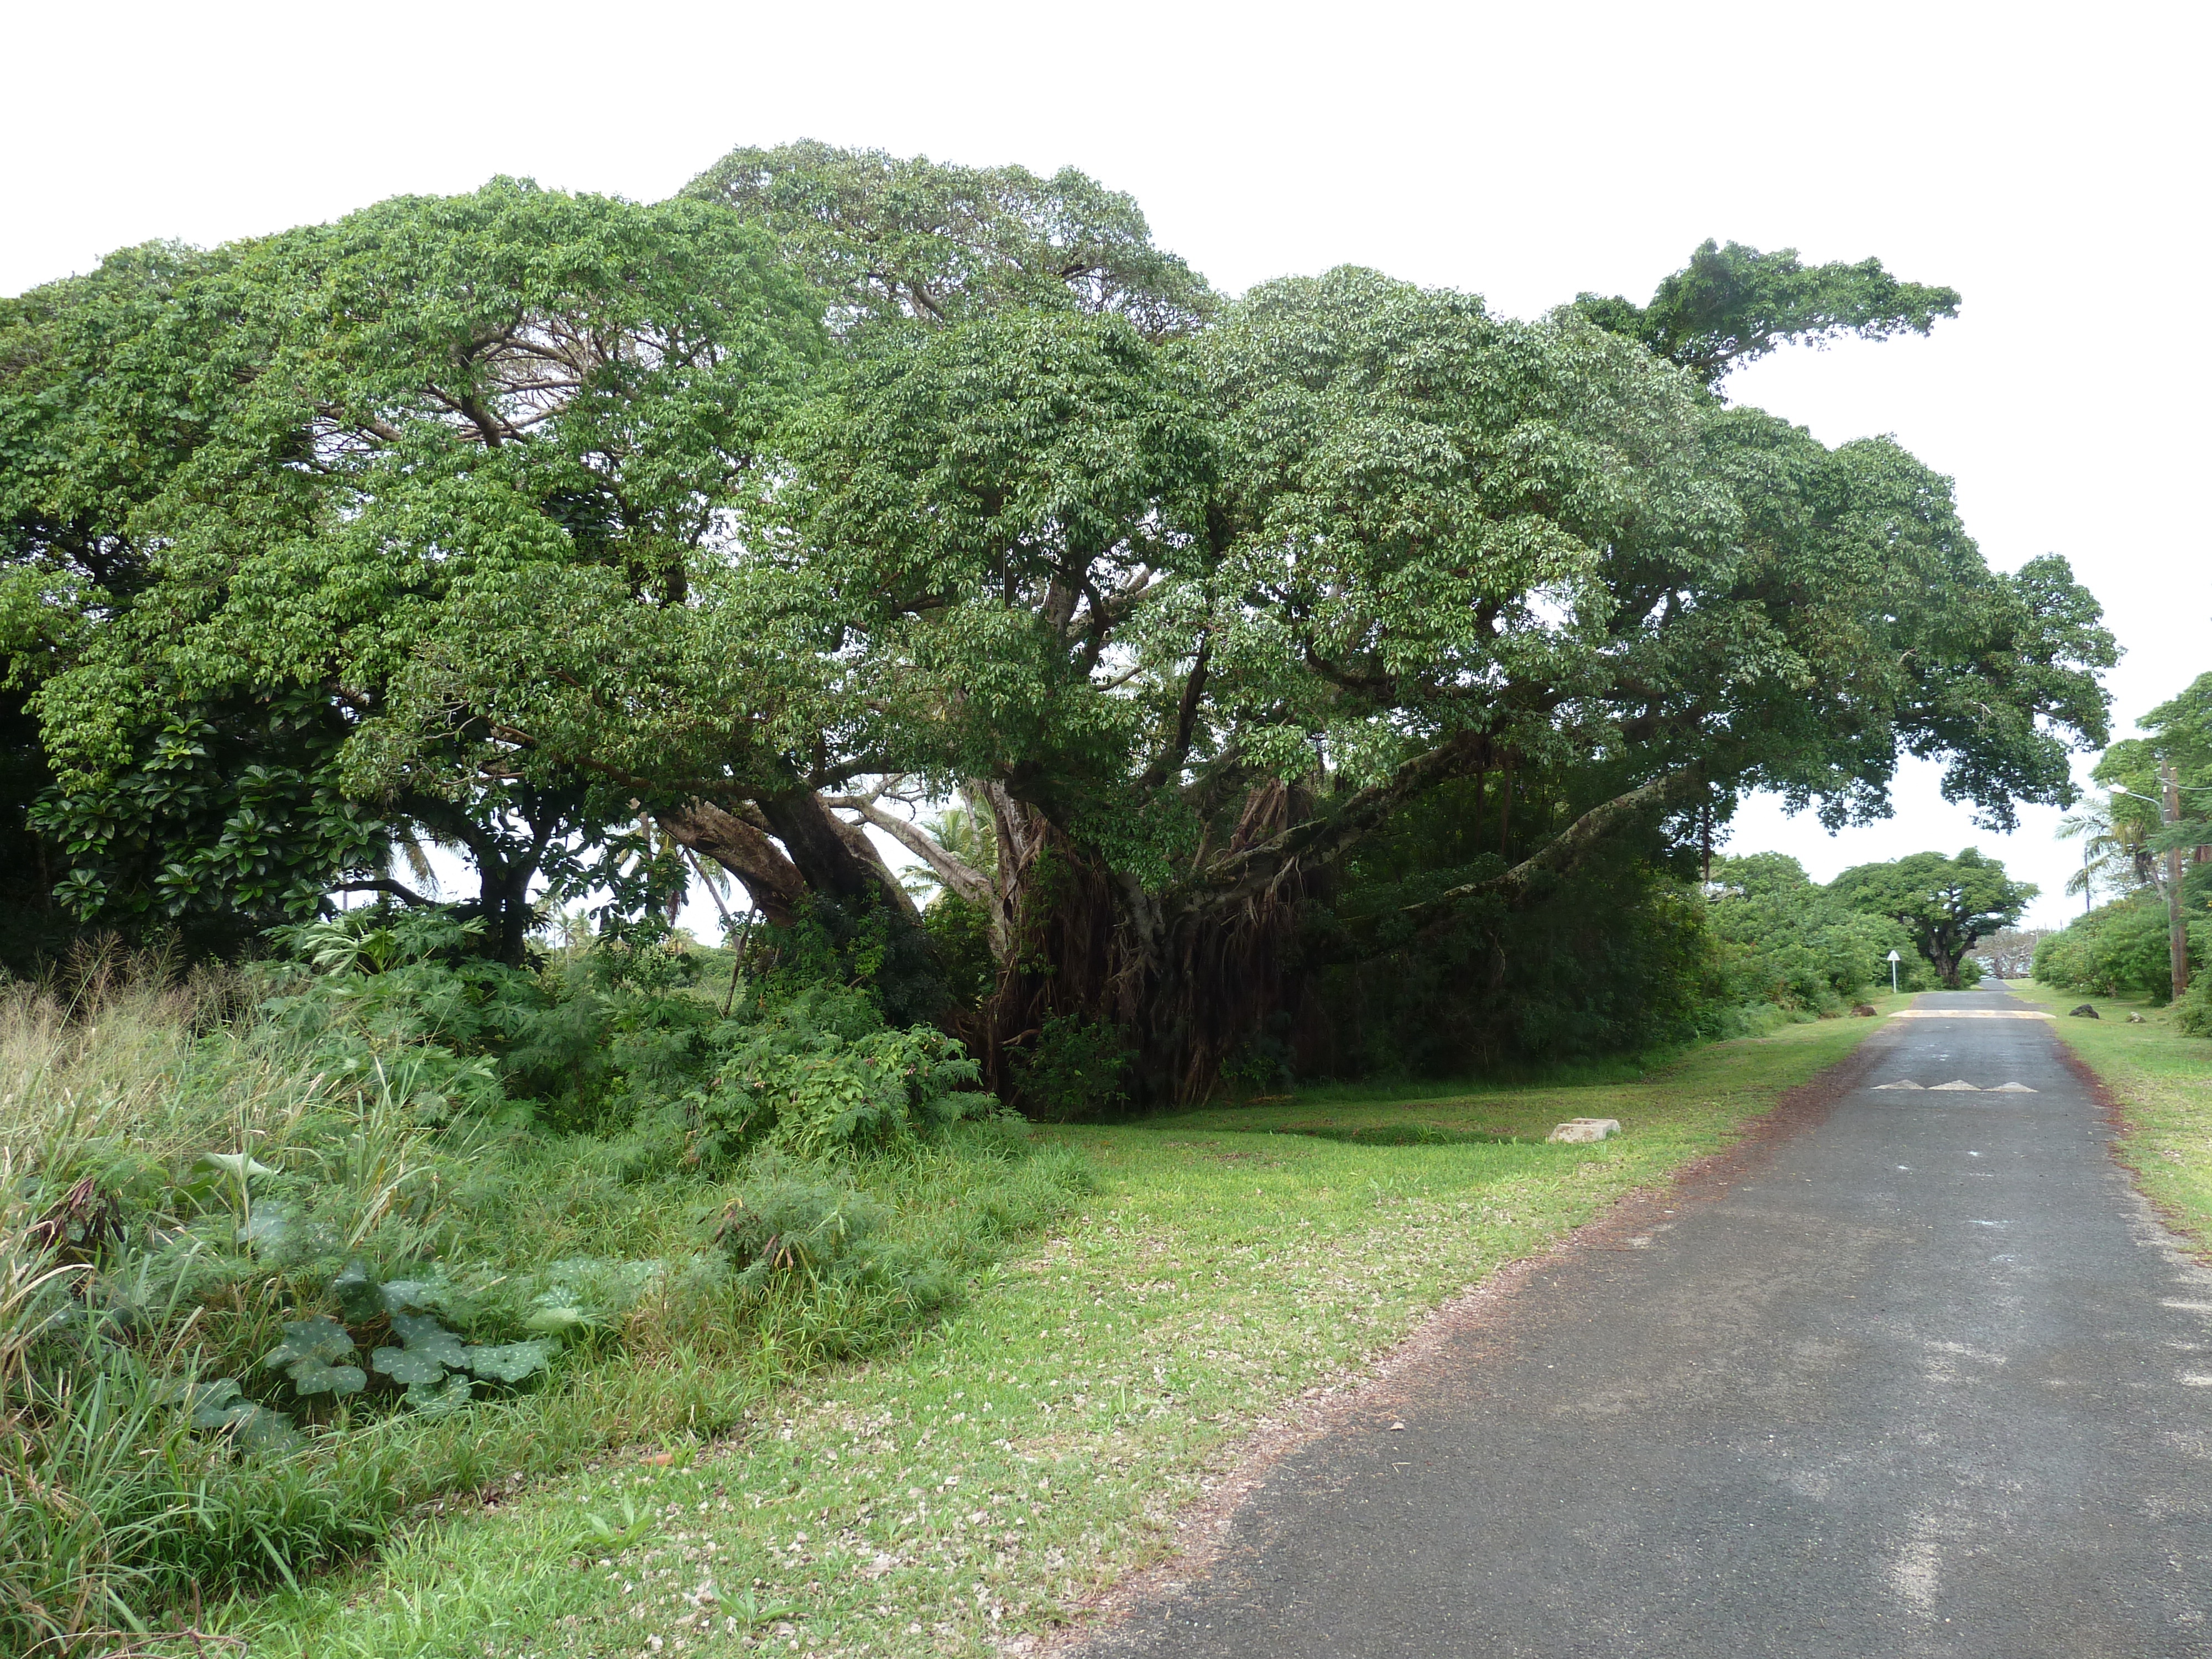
(1887, 1009, 2056, 1020)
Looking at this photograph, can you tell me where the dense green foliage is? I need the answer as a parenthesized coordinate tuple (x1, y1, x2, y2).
(3, 181, 822, 964)
(1295, 771, 1713, 1076)
(2034, 670, 2211, 1025)
(1829, 848, 2032, 988)
(2034, 887, 2209, 1005)
(0, 142, 2116, 1105)
(1573, 238, 1960, 389)
(0, 939, 1086, 1654)
(0, 136, 2142, 1656)
(1706, 854, 1926, 1007)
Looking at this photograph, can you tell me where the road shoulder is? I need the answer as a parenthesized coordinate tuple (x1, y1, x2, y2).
(2006, 978, 2212, 1256)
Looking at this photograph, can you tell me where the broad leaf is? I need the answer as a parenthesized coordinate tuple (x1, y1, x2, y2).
(262, 1315, 354, 1371)
(460, 1338, 555, 1384)
(386, 1311, 471, 1369)
(331, 1260, 383, 1323)
(369, 1345, 444, 1386)
(284, 1358, 367, 1397)
(405, 1372, 477, 1415)
(185, 1376, 246, 1429)
(201, 1151, 278, 1180)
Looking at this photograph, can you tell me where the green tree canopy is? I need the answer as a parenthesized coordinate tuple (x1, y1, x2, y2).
(2095, 671, 2212, 859)
(680, 140, 1215, 340)
(1574, 239, 1960, 390)
(7, 179, 823, 961)
(1830, 848, 2036, 987)
(0, 153, 2120, 1094)
(1706, 853, 1917, 1008)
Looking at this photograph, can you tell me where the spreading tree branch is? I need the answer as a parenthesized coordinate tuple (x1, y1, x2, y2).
(825, 792, 994, 910)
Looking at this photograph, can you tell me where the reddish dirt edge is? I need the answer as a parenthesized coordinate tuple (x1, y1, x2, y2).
(1009, 1027, 1895, 1658)
(2044, 1024, 2129, 1135)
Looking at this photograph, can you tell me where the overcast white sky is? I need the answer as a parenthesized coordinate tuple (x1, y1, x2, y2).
(6, 0, 2205, 930)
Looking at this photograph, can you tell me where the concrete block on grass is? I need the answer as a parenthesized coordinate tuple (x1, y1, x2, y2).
(1548, 1118, 1622, 1144)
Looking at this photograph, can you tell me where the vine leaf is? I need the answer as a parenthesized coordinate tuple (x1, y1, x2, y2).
(371, 1345, 445, 1386)
(524, 1304, 593, 1335)
(388, 1311, 471, 1369)
(332, 1260, 383, 1323)
(186, 1379, 302, 1454)
(201, 1151, 278, 1180)
(405, 1371, 476, 1414)
(263, 1315, 367, 1397)
(378, 1277, 447, 1314)
(238, 1202, 292, 1250)
(287, 1357, 368, 1397)
(185, 1377, 247, 1427)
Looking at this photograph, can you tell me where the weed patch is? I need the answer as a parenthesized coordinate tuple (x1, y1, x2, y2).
(0, 959, 1083, 1657)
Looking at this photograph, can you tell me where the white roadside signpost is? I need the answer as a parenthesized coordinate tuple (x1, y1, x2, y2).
(1889, 950, 1902, 995)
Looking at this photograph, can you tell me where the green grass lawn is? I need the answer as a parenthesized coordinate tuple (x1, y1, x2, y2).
(233, 1000, 1901, 1659)
(2004, 978, 2212, 1253)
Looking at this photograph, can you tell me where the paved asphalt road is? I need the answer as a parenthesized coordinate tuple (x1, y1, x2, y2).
(1090, 989, 2212, 1657)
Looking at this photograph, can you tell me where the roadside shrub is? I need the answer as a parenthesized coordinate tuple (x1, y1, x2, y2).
(1706, 854, 1921, 1010)
(688, 994, 998, 1165)
(2036, 895, 2208, 1004)
(717, 1159, 894, 1286)
(714, 1138, 1096, 1362)
(2177, 977, 2212, 1038)
(1011, 1015, 1133, 1121)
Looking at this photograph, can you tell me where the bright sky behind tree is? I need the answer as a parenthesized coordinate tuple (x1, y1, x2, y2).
(5, 0, 2203, 927)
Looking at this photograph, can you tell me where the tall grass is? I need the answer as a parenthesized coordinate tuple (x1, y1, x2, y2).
(0, 952, 1091, 1656)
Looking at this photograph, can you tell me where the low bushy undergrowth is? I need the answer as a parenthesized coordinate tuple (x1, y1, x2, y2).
(2035, 889, 2210, 1008)
(0, 930, 1090, 1656)
(1704, 854, 1926, 1013)
(2177, 975, 2212, 1038)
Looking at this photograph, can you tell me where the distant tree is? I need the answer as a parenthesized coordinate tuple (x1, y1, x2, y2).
(1706, 853, 1915, 1008)
(1574, 239, 1959, 390)
(2097, 672, 2212, 867)
(1975, 927, 2050, 980)
(2090, 670, 2211, 1001)
(1830, 849, 2036, 988)
(2056, 792, 2161, 910)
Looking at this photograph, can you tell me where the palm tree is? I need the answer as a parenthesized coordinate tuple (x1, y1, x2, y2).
(2057, 792, 2159, 910)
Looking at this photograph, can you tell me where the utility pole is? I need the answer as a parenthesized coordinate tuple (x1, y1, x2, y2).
(2164, 758, 2190, 1003)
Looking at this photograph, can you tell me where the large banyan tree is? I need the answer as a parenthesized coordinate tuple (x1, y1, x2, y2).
(3, 144, 2115, 1097)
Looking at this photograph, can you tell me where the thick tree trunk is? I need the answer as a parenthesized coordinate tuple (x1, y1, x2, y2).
(658, 801, 810, 926)
(974, 761, 1704, 1110)
(977, 781, 1322, 1109)
(754, 787, 921, 924)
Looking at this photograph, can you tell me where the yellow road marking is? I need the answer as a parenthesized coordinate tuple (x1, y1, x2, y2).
(1888, 1009, 2056, 1020)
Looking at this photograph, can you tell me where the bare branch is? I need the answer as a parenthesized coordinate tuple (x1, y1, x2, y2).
(1135, 635, 1210, 792)
(335, 878, 436, 907)
(825, 794, 994, 910)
